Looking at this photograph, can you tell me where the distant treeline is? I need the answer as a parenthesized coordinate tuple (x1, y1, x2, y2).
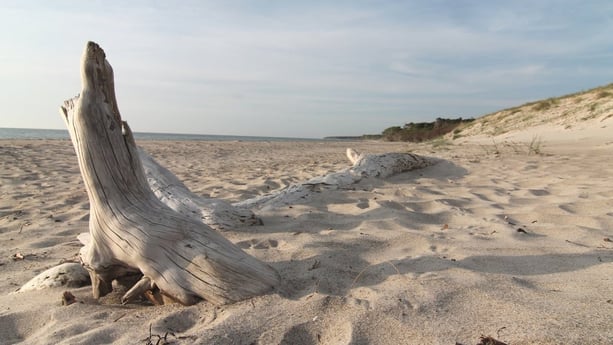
(381, 117, 474, 142)
(324, 135, 383, 140)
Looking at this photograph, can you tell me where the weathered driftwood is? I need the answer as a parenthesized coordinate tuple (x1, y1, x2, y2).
(141, 146, 432, 219)
(59, 41, 279, 305)
(139, 148, 260, 231)
(19, 147, 433, 293)
(345, 148, 433, 178)
(236, 148, 433, 210)
(21, 41, 435, 297)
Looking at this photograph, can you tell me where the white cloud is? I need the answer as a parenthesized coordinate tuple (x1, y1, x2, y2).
(1, 1, 612, 137)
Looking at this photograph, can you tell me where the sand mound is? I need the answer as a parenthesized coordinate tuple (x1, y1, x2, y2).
(456, 83, 613, 144)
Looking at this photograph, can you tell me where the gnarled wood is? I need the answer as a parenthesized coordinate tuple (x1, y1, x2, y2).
(140, 146, 432, 219)
(19, 146, 433, 293)
(59, 41, 279, 305)
(236, 148, 433, 210)
(139, 147, 261, 230)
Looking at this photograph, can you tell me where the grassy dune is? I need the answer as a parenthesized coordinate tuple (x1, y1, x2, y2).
(454, 83, 613, 138)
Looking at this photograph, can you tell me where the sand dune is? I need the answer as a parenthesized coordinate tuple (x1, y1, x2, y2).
(1, 89, 613, 344)
(458, 83, 613, 142)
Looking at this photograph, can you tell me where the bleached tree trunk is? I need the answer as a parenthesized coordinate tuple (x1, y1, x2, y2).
(236, 148, 433, 210)
(19, 147, 433, 294)
(59, 41, 279, 305)
(139, 148, 261, 231)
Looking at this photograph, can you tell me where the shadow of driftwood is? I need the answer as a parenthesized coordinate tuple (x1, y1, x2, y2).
(274, 248, 613, 300)
(257, 158, 611, 300)
(246, 158, 469, 235)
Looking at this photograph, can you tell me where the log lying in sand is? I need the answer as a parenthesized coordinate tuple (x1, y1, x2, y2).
(58, 41, 279, 305)
(345, 148, 433, 178)
(19, 147, 433, 294)
(236, 148, 433, 210)
(139, 148, 260, 231)
(141, 146, 432, 218)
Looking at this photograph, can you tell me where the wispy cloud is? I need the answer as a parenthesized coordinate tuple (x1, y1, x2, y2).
(0, 1, 611, 137)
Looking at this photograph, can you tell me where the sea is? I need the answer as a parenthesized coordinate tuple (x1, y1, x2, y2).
(0, 127, 323, 142)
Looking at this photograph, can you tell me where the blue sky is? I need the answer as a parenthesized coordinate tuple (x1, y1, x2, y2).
(1, 1, 611, 138)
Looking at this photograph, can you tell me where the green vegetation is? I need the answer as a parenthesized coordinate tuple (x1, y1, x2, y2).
(361, 134, 384, 140)
(479, 136, 545, 157)
(451, 127, 463, 139)
(527, 135, 544, 155)
(430, 137, 452, 149)
(589, 103, 597, 112)
(381, 117, 474, 142)
(531, 98, 558, 111)
(341, 82, 612, 142)
(324, 134, 382, 140)
(478, 82, 613, 120)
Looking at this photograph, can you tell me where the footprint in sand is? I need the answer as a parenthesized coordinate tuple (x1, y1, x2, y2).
(153, 307, 199, 333)
(29, 238, 65, 248)
(0, 312, 32, 344)
(237, 239, 280, 249)
(528, 189, 550, 196)
(375, 200, 406, 210)
(279, 319, 353, 345)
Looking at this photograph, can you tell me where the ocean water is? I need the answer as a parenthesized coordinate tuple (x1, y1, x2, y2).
(0, 127, 321, 142)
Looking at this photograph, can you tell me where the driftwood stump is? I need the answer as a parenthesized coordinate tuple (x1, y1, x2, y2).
(59, 41, 279, 305)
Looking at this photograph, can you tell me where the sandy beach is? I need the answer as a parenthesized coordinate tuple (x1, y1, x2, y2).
(1, 128, 612, 344)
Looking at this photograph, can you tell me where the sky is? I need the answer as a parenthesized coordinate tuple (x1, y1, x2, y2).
(0, 1, 612, 138)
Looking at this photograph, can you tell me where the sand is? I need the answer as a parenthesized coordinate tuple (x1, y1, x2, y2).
(1, 131, 612, 344)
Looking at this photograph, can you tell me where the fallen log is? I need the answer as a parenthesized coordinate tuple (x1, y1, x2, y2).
(19, 147, 433, 294)
(139, 147, 261, 230)
(59, 41, 279, 305)
(236, 148, 433, 210)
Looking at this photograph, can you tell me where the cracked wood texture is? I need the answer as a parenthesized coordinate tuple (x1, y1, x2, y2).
(59, 41, 279, 305)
